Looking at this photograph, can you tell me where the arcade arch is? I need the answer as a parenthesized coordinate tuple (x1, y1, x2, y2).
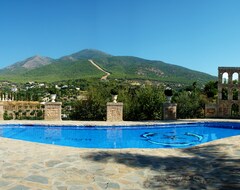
(232, 72, 239, 84)
(222, 72, 228, 84)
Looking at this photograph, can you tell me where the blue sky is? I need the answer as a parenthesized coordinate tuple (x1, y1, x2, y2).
(1, 0, 240, 76)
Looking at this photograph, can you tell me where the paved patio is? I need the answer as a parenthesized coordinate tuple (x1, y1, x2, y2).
(0, 120, 239, 190)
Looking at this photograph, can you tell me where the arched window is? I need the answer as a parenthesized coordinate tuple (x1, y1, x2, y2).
(233, 88, 238, 100)
(231, 104, 239, 116)
(222, 88, 228, 100)
(222, 72, 228, 84)
(232, 72, 239, 84)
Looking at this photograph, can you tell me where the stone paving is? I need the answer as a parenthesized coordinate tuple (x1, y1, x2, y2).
(0, 120, 239, 190)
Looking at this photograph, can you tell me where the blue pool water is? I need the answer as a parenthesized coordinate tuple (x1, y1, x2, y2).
(0, 122, 240, 148)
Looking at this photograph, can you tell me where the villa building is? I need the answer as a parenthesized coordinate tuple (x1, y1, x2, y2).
(205, 67, 240, 118)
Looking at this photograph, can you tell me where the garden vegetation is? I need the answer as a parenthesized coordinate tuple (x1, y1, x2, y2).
(0, 79, 218, 120)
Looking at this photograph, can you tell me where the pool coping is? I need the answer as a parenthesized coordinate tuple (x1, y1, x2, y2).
(1, 118, 240, 149)
(0, 118, 240, 127)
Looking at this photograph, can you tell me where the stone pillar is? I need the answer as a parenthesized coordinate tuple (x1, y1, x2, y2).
(107, 102, 123, 122)
(228, 72, 232, 84)
(228, 89, 233, 100)
(0, 102, 4, 120)
(163, 103, 177, 120)
(44, 102, 62, 121)
(218, 85, 222, 100)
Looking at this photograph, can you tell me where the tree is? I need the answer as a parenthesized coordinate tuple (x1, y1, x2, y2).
(70, 84, 109, 120)
(70, 82, 166, 121)
(173, 90, 205, 119)
(119, 85, 165, 120)
(204, 81, 218, 99)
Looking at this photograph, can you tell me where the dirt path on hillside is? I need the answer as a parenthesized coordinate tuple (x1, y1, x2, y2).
(88, 59, 110, 80)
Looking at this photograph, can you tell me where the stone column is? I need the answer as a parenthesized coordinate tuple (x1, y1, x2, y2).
(163, 103, 177, 120)
(228, 88, 232, 100)
(229, 72, 233, 84)
(0, 102, 4, 120)
(107, 102, 123, 122)
(218, 87, 222, 100)
(44, 102, 62, 121)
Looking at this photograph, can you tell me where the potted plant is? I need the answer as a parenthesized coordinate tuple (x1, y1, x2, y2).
(110, 88, 118, 103)
(164, 87, 173, 103)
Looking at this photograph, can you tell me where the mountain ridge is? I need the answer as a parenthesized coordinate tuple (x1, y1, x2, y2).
(0, 49, 217, 84)
(6, 55, 53, 71)
(59, 49, 112, 61)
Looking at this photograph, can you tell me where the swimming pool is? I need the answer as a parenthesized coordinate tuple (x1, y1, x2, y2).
(0, 122, 240, 148)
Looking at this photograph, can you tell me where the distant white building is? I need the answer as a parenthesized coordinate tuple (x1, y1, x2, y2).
(11, 86, 18, 92)
(55, 85, 61, 90)
(28, 81, 35, 85)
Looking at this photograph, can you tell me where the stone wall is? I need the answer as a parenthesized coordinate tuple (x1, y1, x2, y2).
(0, 102, 4, 120)
(1, 101, 44, 120)
(205, 104, 217, 118)
(0, 101, 63, 121)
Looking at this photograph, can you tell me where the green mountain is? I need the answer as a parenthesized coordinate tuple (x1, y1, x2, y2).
(0, 49, 216, 84)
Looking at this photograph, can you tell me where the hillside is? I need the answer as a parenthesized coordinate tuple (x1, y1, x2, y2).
(94, 56, 215, 84)
(0, 49, 216, 84)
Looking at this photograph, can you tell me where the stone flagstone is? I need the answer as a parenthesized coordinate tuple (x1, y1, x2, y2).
(0, 119, 239, 189)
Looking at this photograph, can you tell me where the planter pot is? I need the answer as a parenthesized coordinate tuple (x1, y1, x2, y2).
(112, 95, 118, 103)
(166, 96, 172, 103)
(50, 94, 57, 102)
